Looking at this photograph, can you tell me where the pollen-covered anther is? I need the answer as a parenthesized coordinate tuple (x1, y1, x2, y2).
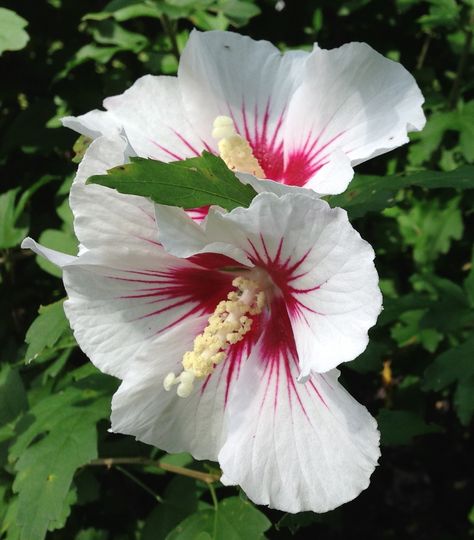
(164, 276, 265, 398)
(212, 115, 265, 178)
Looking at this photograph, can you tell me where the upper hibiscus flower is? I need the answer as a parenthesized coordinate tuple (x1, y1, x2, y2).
(63, 30, 425, 195)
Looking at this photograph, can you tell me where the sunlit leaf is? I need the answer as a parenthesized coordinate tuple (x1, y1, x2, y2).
(88, 152, 258, 211)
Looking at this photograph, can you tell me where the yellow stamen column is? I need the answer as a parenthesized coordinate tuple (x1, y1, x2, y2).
(164, 276, 265, 398)
(212, 116, 265, 178)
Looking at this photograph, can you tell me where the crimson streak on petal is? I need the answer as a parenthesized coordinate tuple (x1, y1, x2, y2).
(112, 264, 235, 334)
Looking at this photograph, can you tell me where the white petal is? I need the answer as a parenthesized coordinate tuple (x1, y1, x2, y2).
(219, 355, 380, 513)
(73, 135, 130, 185)
(21, 237, 76, 267)
(154, 204, 208, 258)
(70, 136, 159, 256)
(103, 75, 206, 160)
(179, 30, 307, 157)
(202, 192, 382, 374)
(62, 110, 121, 140)
(236, 172, 322, 198)
(154, 203, 252, 267)
(303, 149, 354, 196)
(283, 42, 425, 193)
(111, 316, 231, 460)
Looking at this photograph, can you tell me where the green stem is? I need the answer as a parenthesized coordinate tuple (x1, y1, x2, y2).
(208, 483, 219, 538)
(115, 465, 163, 502)
(88, 456, 221, 484)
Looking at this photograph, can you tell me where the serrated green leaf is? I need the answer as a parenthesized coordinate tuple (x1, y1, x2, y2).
(0, 8, 29, 55)
(422, 335, 474, 391)
(0, 365, 28, 425)
(346, 341, 388, 373)
(24, 300, 69, 363)
(454, 374, 474, 425)
(166, 496, 271, 540)
(418, 0, 460, 28)
(378, 409, 442, 446)
(395, 196, 463, 266)
(221, 1, 261, 21)
(88, 152, 258, 211)
(328, 166, 474, 219)
(9, 375, 116, 540)
(0, 189, 28, 249)
(142, 477, 198, 540)
(390, 309, 443, 352)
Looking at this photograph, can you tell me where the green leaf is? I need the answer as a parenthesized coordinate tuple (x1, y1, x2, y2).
(220, 1, 261, 26)
(423, 336, 474, 425)
(0, 189, 28, 249)
(454, 375, 474, 426)
(8, 375, 116, 540)
(390, 309, 443, 352)
(0, 365, 28, 425)
(346, 341, 388, 373)
(88, 152, 258, 211)
(0, 176, 59, 249)
(378, 409, 442, 446)
(24, 300, 70, 363)
(166, 497, 271, 540)
(0, 8, 29, 55)
(328, 166, 474, 219)
(422, 336, 474, 391)
(418, 0, 460, 29)
(88, 20, 148, 52)
(394, 196, 463, 266)
(141, 477, 198, 540)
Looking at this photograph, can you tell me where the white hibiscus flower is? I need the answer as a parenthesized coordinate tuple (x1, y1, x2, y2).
(63, 30, 425, 196)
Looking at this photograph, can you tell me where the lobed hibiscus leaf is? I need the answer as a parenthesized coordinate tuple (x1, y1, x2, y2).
(88, 152, 258, 211)
(166, 496, 271, 540)
(0, 365, 28, 426)
(377, 409, 442, 446)
(24, 300, 70, 363)
(422, 335, 474, 425)
(329, 165, 474, 219)
(6, 374, 117, 540)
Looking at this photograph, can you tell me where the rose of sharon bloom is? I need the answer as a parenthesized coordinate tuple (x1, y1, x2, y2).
(22, 138, 382, 512)
(63, 29, 425, 196)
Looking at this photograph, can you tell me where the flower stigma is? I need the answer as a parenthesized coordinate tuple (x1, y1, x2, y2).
(164, 276, 266, 398)
(212, 116, 265, 178)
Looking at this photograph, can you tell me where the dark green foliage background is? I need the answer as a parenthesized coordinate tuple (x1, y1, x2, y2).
(0, 1, 473, 539)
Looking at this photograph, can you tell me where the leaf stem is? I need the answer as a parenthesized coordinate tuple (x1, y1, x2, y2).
(88, 457, 221, 484)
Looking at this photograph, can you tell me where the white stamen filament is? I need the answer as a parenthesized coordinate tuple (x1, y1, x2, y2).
(212, 116, 265, 178)
(163, 276, 265, 398)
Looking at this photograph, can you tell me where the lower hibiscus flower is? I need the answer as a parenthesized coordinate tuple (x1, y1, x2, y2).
(23, 163, 382, 512)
